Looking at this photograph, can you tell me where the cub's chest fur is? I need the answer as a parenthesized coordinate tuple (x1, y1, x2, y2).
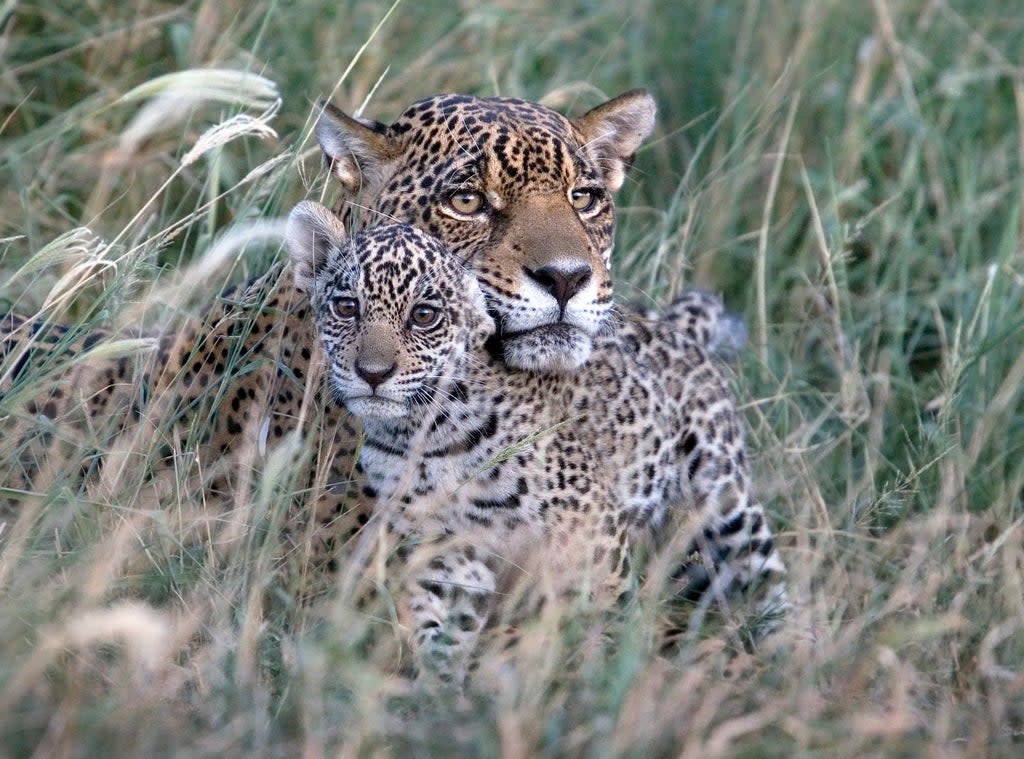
(358, 363, 578, 553)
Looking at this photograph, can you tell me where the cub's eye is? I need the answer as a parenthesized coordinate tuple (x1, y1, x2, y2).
(409, 304, 441, 329)
(570, 188, 599, 212)
(330, 297, 358, 320)
(446, 190, 486, 216)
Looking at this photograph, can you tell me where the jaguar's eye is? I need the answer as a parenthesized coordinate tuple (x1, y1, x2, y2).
(409, 303, 441, 329)
(570, 188, 599, 212)
(446, 190, 486, 216)
(330, 297, 358, 320)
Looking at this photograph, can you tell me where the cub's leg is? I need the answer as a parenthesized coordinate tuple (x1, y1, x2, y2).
(400, 543, 496, 691)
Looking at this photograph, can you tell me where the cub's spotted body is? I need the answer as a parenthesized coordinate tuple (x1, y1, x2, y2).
(287, 202, 786, 685)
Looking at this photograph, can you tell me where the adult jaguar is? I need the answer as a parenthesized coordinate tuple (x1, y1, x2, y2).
(3, 91, 786, 663)
(2, 89, 657, 549)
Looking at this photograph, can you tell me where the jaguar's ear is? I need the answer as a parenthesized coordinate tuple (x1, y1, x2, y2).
(315, 101, 402, 194)
(572, 89, 657, 192)
(286, 201, 347, 292)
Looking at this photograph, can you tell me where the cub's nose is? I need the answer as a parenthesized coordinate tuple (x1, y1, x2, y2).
(524, 264, 592, 311)
(355, 360, 397, 389)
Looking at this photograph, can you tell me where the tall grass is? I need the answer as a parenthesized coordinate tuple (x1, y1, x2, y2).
(2, 0, 1022, 756)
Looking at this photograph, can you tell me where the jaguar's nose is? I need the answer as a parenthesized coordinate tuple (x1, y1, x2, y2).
(524, 264, 592, 312)
(355, 360, 397, 389)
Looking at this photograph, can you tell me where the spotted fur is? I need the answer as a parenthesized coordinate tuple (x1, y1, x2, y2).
(287, 203, 787, 687)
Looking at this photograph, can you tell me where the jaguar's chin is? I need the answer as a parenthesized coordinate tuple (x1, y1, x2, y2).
(501, 323, 593, 374)
(344, 395, 408, 421)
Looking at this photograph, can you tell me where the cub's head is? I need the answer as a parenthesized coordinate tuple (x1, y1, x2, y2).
(286, 201, 491, 423)
(315, 90, 656, 373)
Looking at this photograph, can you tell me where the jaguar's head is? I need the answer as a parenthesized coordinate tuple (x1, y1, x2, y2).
(315, 90, 656, 373)
(286, 201, 491, 423)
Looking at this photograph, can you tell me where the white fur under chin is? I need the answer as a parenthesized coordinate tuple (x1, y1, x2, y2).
(501, 326, 593, 373)
(344, 395, 408, 421)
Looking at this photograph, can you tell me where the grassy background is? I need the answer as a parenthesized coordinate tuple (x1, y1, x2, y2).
(2, 0, 1023, 756)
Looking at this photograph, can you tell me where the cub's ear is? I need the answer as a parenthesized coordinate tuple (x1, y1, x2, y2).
(286, 201, 347, 292)
(315, 101, 402, 194)
(572, 89, 657, 192)
(467, 279, 497, 348)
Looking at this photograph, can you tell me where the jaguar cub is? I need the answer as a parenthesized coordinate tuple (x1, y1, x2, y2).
(287, 201, 787, 686)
